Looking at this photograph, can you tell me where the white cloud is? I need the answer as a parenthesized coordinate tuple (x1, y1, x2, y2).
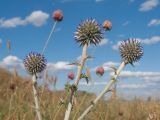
(112, 36, 160, 51)
(103, 61, 119, 67)
(25, 10, 49, 27)
(79, 82, 156, 88)
(138, 36, 160, 45)
(111, 71, 160, 83)
(0, 17, 26, 28)
(0, 10, 49, 28)
(0, 55, 24, 69)
(148, 19, 160, 27)
(112, 41, 121, 50)
(139, 0, 159, 12)
(0, 55, 75, 73)
(99, 38, 109, 46)
(91, 61, 119, 72)
(122, 21, 130, 26)
(118, 83, 147, 89)
(47, 61, 75, 71)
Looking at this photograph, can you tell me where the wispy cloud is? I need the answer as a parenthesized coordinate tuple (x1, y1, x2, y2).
(138, 36, 160, 45)
(112, 41, 121, 50)
(47, 61, 75, 71)
(148, 19, 160, 27)
(91, 61, 119, 72)
(122, 21, 130, 26)
(0, 55, 24, 70)
(118, 83, 154, 89)
(0, 10, 49, 28)
(111, 71, 160, 83)
(139, 0, 159, 12)
(112, 35, 160, 50)
(79, 82, 156, 89)
(99, 38, 109, 46)
(0, 55, 75, 73)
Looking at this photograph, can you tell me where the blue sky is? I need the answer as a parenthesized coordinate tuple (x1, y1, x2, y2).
(0, 0, 160, 99)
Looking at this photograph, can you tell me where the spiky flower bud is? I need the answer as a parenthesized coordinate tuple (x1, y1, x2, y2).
(74, 19, 103, 46)
(68, 72, 75, 80)
(96, 67, 105, 76)
(103, 20, 112, 31)
(53, 10, 63, 22)
(24, 52, 47, 75)
(119, 39, 143, 64)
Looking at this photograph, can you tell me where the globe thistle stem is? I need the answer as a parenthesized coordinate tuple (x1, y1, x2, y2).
(32, 75, 42, 120)
(42, 21, 58, 54)
(78, 61, 126, 120)
(64, 44, 88, 120)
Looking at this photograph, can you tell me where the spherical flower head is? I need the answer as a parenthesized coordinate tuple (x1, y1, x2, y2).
(103, 20, 112, 31)
(24, 52, 47, 75)
(74, 19, 103, 46)
(68, 72, 74, 80)
(119, 39, 143, 64)
(96, 67, 104, 76)
(53, 10, 63, 22)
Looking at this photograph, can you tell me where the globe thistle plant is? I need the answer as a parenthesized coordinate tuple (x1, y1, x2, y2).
(42, 9, 63, 54)
(78, 39, 143, 120)
(119, 39, 143, 65)
(24, 52, 46, 75)
(65, 19, 103, 120)
(74, 19, 103, 46)
(24, 52, 46, 120)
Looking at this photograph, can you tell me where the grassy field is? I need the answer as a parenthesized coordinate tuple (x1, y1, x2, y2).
(0, 68, 159, 120)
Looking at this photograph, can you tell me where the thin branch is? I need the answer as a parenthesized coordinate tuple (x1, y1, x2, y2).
(78, 61, 126, 120)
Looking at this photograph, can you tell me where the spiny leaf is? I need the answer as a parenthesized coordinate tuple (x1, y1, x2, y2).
(67, 61, 80, 66)
(80, 73, 89, 84)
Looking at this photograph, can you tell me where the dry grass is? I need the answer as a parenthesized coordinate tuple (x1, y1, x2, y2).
(0, 68, 159, 120)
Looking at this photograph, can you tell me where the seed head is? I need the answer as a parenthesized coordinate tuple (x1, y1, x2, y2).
(53, 10, 63, 22)
(74, 19, 103, 46)
(24, 52, 47, 75)
(119, 39, 143, 64)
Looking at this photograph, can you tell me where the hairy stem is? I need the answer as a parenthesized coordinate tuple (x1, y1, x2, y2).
(32, 75, 42, 120)
(64, 44, 88, 120)
(42, 21, 57, 54)
(78, 61, 126, 120)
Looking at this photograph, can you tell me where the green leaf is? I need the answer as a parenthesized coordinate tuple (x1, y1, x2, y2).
(80, 73, 89, 84)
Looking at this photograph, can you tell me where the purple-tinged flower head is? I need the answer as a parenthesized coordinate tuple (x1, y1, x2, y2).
(103, 20, 112, 31)
(52, 10, 63, 22)
(96, 67, 105, 76)
(68, 72, 75, 80)
(24, 52, 47, 75)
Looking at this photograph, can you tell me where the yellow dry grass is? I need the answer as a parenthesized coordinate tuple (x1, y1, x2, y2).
(0, 68, 159, 120)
